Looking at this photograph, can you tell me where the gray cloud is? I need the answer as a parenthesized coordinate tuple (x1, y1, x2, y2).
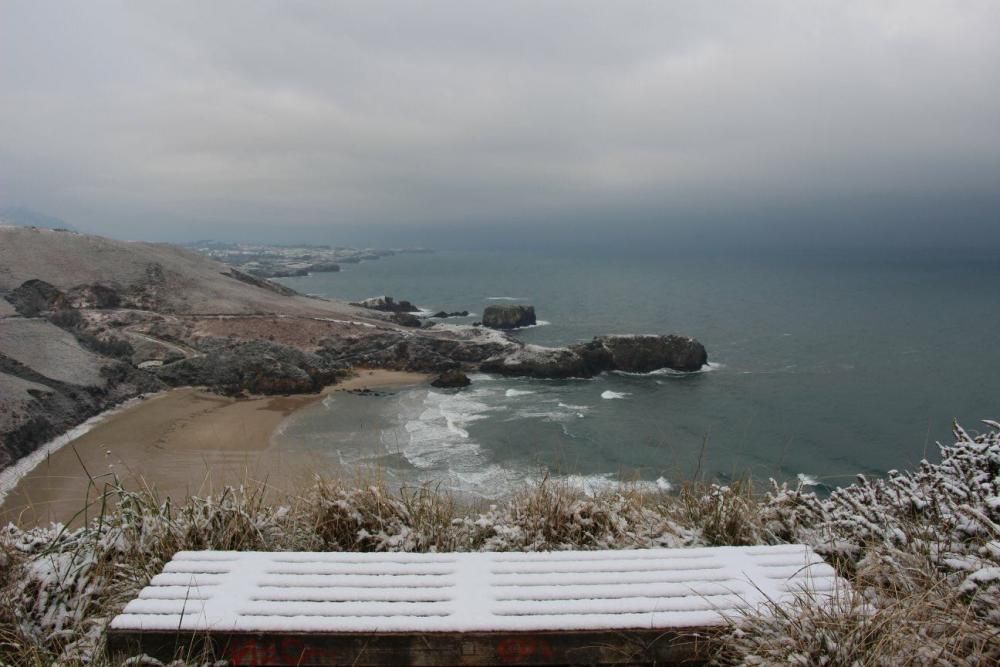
(1, 1, 998, 246)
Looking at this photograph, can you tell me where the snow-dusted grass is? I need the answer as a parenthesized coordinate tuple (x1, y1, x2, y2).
(1, 421, 998, 665)
(715, 421, 1000, 665)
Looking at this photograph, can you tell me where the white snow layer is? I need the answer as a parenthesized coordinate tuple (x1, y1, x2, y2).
(110, 544, 843, 633)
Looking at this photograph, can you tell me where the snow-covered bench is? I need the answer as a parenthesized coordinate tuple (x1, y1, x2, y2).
(107, 545, 845, 665)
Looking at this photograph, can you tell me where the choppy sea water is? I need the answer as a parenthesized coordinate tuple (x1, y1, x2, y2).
(274, 249, 1000, 496)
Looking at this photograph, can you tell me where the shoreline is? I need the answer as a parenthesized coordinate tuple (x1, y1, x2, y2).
(0, 369, 430, 527)
(0, 392, 167, 508)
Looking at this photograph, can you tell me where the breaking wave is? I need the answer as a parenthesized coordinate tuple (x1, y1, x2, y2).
(601, 390, 630, 400)
(615, 361, 725, 378)
(797, 473, 820, 487)
(551, 473, 674, 496)
(515, 320, 551, 329)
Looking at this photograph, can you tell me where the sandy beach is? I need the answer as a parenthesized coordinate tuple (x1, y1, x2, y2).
(0, 369, 429, 527)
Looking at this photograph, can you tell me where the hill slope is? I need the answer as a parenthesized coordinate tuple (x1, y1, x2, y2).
(0, 225, 367, 317)
(0, 226, 394, 470)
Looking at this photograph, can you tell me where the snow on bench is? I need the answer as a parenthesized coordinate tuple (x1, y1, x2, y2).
(108, 545, 846, 665)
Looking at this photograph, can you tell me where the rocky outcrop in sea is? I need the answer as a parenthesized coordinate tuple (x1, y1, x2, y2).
(312, 327, 708, 379)
(430, 310, 470, 319)
(482, 304, 536, 329)
(430, 370, 472, 388)
(479, 335, 708, 378)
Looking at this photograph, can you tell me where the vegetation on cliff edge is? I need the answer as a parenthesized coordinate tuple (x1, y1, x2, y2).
(1, 421, 998, 665)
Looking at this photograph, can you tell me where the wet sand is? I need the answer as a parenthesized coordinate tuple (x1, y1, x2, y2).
(0, 369, 429, 527)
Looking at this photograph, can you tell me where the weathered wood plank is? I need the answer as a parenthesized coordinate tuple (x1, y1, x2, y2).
(107, 629, 716, 665)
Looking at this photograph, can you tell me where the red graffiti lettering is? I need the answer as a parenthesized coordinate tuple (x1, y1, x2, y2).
(224, 637, 338, 665)
(496, 637, 555, 663)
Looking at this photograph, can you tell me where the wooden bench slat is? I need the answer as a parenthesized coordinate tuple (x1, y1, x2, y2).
(108, 545, 849, 665)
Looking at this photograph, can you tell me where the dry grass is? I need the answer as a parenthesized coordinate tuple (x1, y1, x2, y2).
(1, 421, 998, 666)
(306, 474, 462, 552)
(672, 477, 769, 546)
(709, 421, 1000, 665)
(715, 561, 999, 665)
(0, 478, 314, 666)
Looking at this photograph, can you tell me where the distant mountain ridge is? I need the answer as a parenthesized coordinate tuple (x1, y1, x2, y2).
(0, 206, 78, 232)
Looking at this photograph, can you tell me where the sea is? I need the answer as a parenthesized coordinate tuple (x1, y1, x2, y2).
(273, 249, 1000, 497)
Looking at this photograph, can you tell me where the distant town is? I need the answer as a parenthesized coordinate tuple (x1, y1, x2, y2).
(187, 241, 434, 278)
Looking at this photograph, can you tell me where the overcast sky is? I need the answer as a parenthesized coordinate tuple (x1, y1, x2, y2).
(1, 1, 998, 248)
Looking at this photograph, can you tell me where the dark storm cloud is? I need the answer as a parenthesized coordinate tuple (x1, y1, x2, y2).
(1, 1, 998, 246)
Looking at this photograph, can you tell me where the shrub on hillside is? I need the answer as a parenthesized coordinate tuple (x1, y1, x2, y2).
(74, 332, 134, 360)
(47, 308, 82, 330)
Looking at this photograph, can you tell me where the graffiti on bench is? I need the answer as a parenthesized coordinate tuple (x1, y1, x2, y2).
(226, 637, 339, 665)
(496, 637, 555, 663)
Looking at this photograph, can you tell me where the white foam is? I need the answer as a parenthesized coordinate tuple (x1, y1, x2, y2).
(515, 320, 551, 329)
(0, 391, 167, 506)
(614, 368, 678, 377)
(797, 473, 819, 487)
(446, 418, 469, 439)
(429, 312, 477, 318)
(505, 388, 536, 397)
(510, 410, 573, 423)
(399, 391, 495, 470)
(601, 390, 630, 400)
(614, 361, 724, 378)
(486, 296, 524, 301)
(270, 417, 294, 442)
(304, 382, 689, 500)
(552, 473, 674, 496)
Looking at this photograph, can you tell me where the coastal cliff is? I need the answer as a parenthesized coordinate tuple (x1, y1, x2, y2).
(0, 226, 708, 472)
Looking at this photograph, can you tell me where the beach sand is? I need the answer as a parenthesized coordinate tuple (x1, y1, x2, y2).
(0, 369, 429, 527)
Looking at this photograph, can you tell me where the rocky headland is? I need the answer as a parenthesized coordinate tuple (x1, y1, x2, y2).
(0, 226, 708, 472)
(351, 295, 421, 313)
(191, 241, 433, 279)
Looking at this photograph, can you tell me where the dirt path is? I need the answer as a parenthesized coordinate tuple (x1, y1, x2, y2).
(121, 329, 201, 358)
